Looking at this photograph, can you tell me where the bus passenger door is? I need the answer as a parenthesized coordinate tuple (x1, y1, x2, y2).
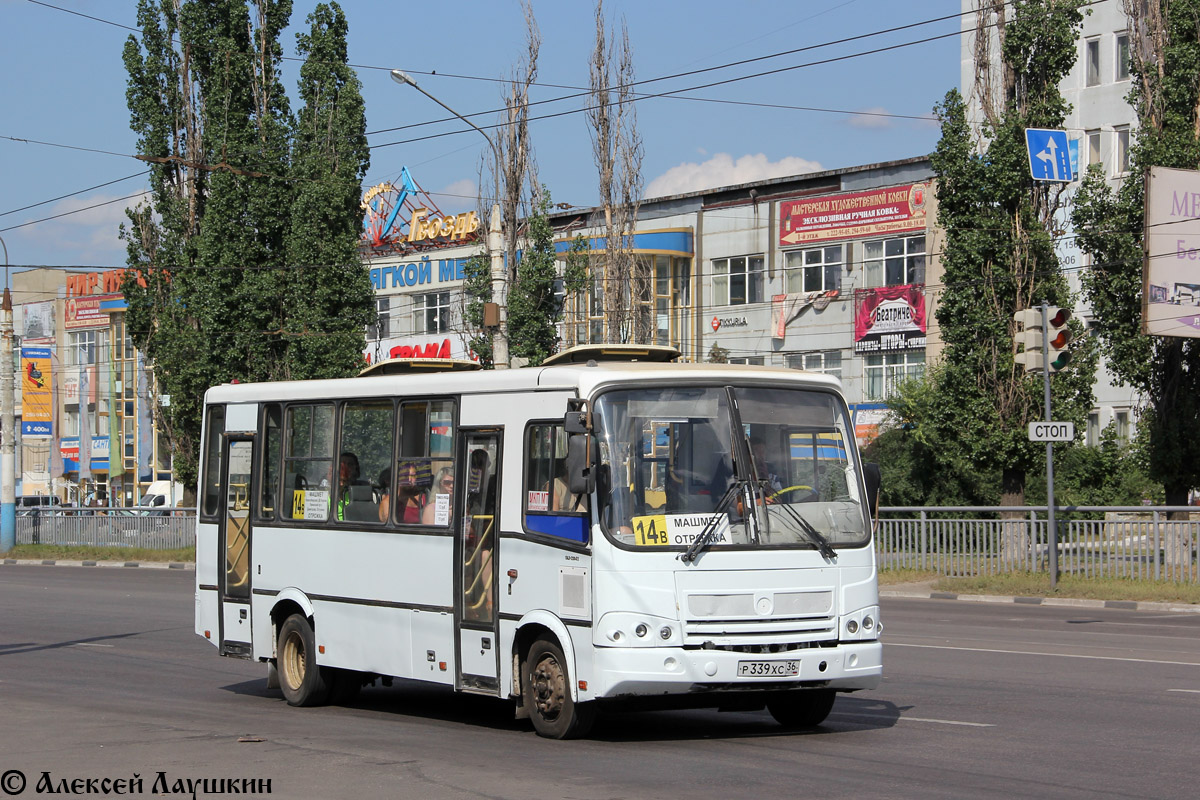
(218, 437, 255, 658)
(456, 429, 501, 692)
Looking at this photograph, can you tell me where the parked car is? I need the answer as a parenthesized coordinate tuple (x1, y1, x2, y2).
(16, 495, 63, 516)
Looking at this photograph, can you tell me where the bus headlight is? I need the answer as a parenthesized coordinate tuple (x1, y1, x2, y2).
(635, 623, 649, 638)
(596, 613, 680, 647)
(840, 606, 880, 642)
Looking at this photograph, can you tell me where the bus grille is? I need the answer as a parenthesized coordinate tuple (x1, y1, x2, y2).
(681, 589, 836, 647)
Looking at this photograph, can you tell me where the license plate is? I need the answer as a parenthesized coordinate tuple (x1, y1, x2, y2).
(736, 659, 799, 677)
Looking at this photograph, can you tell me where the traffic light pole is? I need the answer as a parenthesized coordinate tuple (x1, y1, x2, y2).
(1040, 301, 1058, 589)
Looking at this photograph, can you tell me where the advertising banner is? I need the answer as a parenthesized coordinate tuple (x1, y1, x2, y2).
(60, 436, 110, 472)
(1144, 166, 1200, 337)
(21, 301, 56, 342)
(853, 285, 927, 353)
(65, 293, 120, 329)
(20, 347, 53, 437)
(780, 183, 928, 247)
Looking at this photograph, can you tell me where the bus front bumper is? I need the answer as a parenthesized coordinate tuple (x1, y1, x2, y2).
(590, 640, 882, 699)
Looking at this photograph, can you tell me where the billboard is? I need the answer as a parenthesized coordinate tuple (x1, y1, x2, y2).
(21, 301, 56, 342)
(1144, 166, 1200, 337)
(20, 347, 53, 437)
(780, 183, 928, 247)
(65, 293, 120, 329)
(853, 285, 927, 353)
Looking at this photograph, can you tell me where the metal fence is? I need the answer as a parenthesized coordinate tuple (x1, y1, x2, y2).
(877, 506, 1200, 583)
(14, 508, 196, 551)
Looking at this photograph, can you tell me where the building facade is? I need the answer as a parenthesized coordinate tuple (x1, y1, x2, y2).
(13, 268, 170, 506)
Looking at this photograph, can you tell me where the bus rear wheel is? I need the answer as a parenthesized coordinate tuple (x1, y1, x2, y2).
(277, 614, 330, 707)
(767, 689, 836, 729)
(522, 637, 595, 739)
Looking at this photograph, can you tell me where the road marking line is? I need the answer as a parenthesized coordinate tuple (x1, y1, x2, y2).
(1166, 689, 1200, 694)
(70, 643, 114, 648)
(836, 712, 994, 728)
(887, 641, 1200, 667)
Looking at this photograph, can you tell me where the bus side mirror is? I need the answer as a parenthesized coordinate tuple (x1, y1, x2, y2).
(565, 434, 597, 495)
(564, 399, 588, 434)
(863, 462, 881, 517)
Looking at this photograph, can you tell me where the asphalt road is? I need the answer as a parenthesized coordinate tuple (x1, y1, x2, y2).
(1, 566, 1197, 799)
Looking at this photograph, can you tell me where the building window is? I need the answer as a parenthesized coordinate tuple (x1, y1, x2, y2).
(728, 356, 765, 366)
(1087, 411, 1101, 447)
(785, 245, 843, 294)
(1086, 38, 1101, 86)
(787, 351, 843, 379)
(368, 297, 390, 341)
(1115, 32, 1130, 81)
(1115, 409, 1130, 443)
(412, 291, 451, 334)
(1115, 126, 1131, 174)
(864, 351, 925, 401)
(712, 255, 765, 306)
(864, 236, 925, 287)
(1087, 130, 1101, 170)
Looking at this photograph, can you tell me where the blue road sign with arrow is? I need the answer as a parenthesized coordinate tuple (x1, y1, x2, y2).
(1025, 128, 1073, 182)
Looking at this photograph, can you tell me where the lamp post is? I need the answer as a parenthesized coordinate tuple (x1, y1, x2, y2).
(1, 235, 15, 552)
(390, 69, 508, 369)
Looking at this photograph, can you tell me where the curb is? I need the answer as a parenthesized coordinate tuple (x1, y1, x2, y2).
(2, 558, 193, 571)
(880, 587, 1200, 614)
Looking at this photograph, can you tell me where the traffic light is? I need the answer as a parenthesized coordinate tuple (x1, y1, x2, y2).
(1013, 308, 1044, 372)
(1046, 306, 1072, 371)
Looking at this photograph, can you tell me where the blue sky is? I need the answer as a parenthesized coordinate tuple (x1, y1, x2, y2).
(0, 0, 958, 271)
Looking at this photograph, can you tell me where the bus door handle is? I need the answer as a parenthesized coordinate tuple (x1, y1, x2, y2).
(507, 569, 517, 595)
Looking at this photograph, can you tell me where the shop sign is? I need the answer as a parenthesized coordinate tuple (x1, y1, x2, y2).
(364, 337, 476, 363)
(65, 293, 121, 329)
(780, 183, 927, 246)
(362, 175, 480, 251)
(711, 316, 748, 331)
(370, 257, 469, 291)
(853, 285, 927, 353)
(65, 268, 146, 298)
(60, 435, 111, 471)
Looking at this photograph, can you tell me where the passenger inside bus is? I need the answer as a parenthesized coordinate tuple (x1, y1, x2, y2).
(422, 466, 455, 525)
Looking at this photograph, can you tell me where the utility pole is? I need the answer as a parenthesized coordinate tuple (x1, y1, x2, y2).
(1040, 301, 1058, 590)
(1, 235, 14, 553)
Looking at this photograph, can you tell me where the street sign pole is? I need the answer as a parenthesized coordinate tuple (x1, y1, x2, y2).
(1041, 301, 1058, 590)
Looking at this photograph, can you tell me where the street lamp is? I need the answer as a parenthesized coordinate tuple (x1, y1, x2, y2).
(1, 234, 14, 552)
(389, 70, 500, 171)
(389, 69, 508, 369)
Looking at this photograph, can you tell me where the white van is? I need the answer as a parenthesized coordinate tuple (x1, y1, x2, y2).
(141, 481, 185, 514)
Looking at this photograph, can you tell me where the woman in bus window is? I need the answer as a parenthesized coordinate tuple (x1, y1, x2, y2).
(422, 466, 454, 525)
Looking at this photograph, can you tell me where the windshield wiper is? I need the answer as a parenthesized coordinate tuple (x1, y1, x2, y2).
(772, 501, 838, 560)
(679, 481, 740, 564)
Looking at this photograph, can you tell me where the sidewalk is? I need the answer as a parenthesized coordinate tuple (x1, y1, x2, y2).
(880, 579, 1200, 614)
(2, 558, 191, 570)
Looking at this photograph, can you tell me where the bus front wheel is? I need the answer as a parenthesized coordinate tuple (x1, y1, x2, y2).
(767, 689, 836, 729)
(522, 637, 595, 739)
(277, 614, 330, 707)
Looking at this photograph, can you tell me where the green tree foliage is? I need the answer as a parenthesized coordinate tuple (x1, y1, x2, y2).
(1070, 0, 1200, 507)
(925, 1, 1095, 507)
(120, 0, 372, 487)
(284, 2, 375, 377)
(461, 249, 494, 368)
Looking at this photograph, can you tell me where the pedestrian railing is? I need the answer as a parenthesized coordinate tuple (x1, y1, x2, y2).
(14, 508, 196, 551)
(877, 506, 1199, 583)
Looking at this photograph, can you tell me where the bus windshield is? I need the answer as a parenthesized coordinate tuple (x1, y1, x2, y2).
(594, 385, 869, 551)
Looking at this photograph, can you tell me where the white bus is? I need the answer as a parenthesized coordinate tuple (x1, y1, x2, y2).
(194, 346, 882, 738)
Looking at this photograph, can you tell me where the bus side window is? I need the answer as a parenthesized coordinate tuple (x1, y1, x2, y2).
(282, 404, 335, 523)
(399, 399, 456, 526)
(523, 423, 587, 544)
(200, 405, 226, 521)
(339, 399, 394, 524)
(257, 404, 282, 519)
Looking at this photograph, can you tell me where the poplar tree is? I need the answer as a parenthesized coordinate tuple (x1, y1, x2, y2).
(120, 0, 373, 488)
(922, 0, 1096, 509)
(1071, 0, 1200, 511)
(284, 2, 375, 377)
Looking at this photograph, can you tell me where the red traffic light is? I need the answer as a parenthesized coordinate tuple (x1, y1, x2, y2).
(1048, 307, 1071, 327)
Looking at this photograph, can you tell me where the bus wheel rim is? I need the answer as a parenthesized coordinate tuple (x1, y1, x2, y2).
(283, 632, 305, 688)
(532, 654, 565, 720)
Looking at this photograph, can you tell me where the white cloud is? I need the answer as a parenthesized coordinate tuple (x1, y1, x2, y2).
(13, 192, 147, 262)
(848, 107, 894, 129)
(645, 153, 823, 198)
